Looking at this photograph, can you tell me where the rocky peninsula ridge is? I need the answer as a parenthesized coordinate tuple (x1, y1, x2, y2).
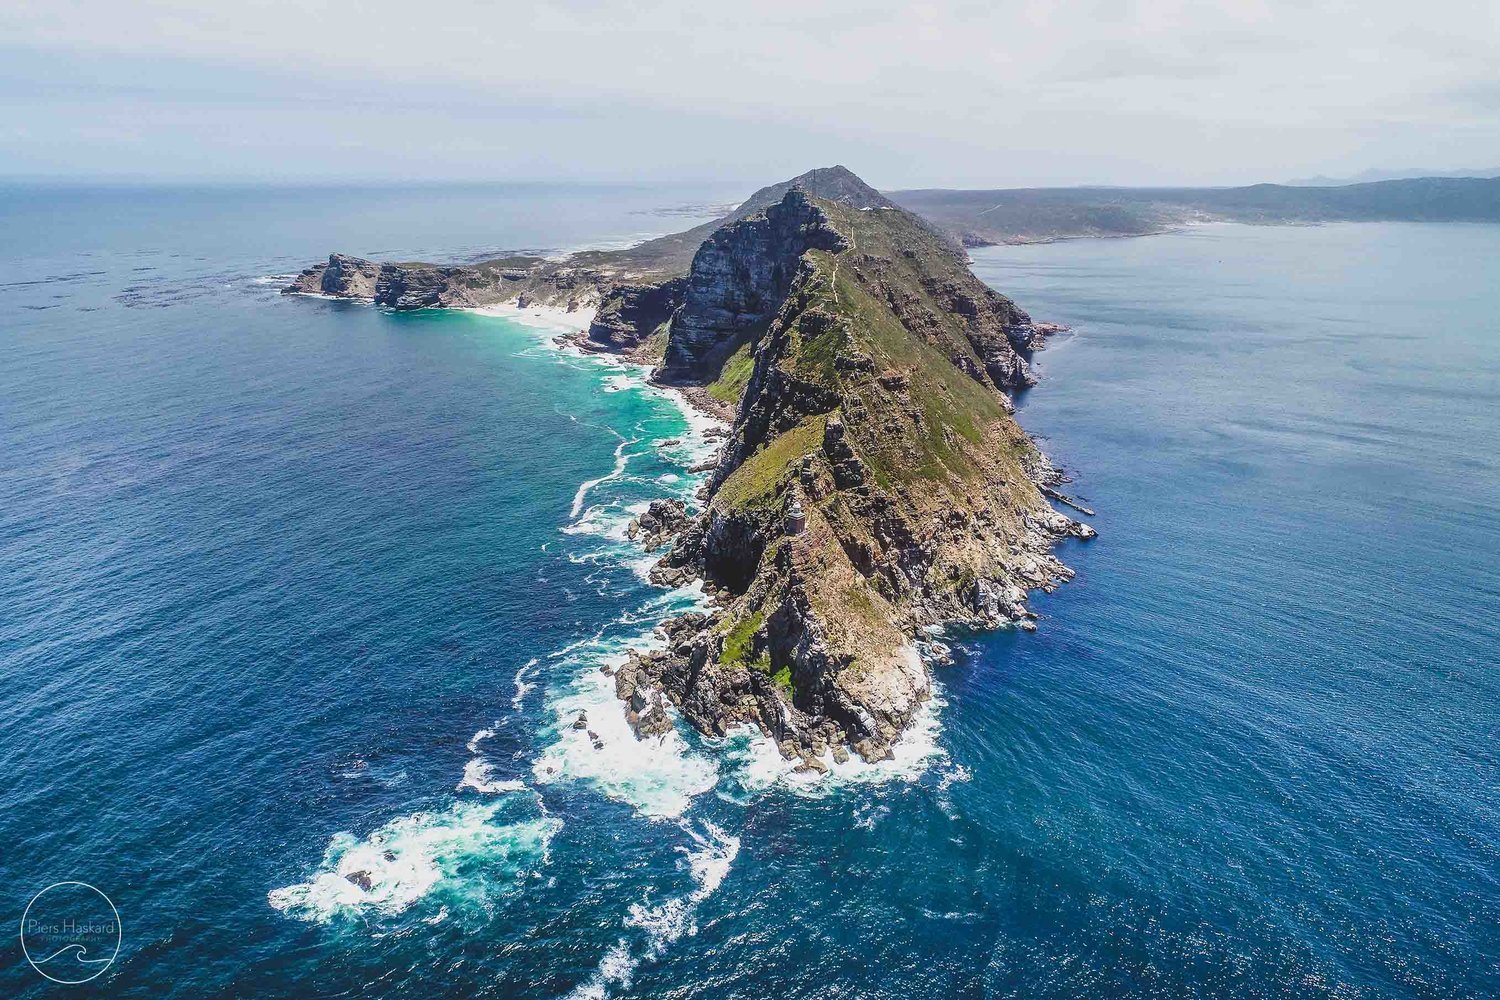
(284, 166, 1095, 767)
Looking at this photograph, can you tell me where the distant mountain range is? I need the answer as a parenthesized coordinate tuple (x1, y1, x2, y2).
(1288, 167, 1500, 186)
(889, 176, 1500, 246)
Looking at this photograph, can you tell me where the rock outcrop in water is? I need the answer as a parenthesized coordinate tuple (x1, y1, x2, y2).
(287, 253, 382, 298)
(283, 166, 1086, 765)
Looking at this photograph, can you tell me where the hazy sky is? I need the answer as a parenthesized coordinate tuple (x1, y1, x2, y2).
(3, 0, 1498, 188)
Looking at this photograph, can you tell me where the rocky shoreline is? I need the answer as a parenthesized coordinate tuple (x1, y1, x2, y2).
(282, 166, 1095, 769)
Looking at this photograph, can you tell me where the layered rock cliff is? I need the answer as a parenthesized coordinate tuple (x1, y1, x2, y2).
(581, 278, 686, 358)
(660, 190, 849, 382)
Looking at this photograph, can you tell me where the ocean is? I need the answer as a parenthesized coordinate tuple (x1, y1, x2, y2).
(1, 184, 1496, 998)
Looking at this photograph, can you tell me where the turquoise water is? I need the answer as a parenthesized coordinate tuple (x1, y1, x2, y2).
(2, 187, 1497, 998)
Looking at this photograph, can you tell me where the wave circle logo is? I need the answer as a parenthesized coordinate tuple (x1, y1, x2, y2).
(20, 882, 121, 984)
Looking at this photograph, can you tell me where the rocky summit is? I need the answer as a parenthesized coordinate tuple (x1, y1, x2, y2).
(284, 166, 1094, 764)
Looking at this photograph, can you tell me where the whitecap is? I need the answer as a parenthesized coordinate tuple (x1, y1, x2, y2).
(268, 797, 560, 923)
(512, 657, 539, 711)
(457, 759, 528, 795)
(566, 820, 740, 999)
(466, 725, 500, 753)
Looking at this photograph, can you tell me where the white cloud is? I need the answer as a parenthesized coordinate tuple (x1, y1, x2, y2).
(1, 0, 1497, 184)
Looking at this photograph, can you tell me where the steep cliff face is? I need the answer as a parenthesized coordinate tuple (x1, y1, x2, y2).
(374, 263, 465, 310)
(583, 278, 686, 356)
(286, 253, 382, 298)
(659, 193, 848, 382)
(632, 180, 1091, 766)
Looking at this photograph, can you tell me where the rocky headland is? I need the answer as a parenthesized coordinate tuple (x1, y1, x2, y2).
(284, 166, 1095, 768)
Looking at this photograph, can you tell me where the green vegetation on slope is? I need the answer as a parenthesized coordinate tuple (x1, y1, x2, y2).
(714, 416, 827, 511)
(707, 341, 755, 403)
(718, 610, 765, 668)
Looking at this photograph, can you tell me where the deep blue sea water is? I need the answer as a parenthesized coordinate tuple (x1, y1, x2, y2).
(2, 185, 1497, 998)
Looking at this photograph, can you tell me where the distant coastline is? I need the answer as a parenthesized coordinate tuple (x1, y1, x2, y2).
(890, 175, 1500, 246)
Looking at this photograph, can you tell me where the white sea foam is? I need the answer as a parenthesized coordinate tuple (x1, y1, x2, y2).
(602, 371, 647, 393)
(268, 797, 560, 923)
(530, 604, 718, 819)
(566, 820, 740, 1000)
(562, 500, 647, 545)
(457, 759, 528, 795)
(512, 657, 540, 711)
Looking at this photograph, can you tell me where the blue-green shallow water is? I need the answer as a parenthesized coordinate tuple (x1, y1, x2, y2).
(2, 183, 1497, 998)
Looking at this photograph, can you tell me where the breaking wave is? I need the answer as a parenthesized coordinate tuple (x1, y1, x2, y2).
(566, 820, 741, 1000)
(268, 795, 560, 923)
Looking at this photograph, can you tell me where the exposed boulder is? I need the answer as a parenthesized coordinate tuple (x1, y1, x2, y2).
(627, 498, 692, 552)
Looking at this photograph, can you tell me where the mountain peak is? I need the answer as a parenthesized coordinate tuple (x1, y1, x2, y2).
(728, 165, 893, 221)
(785, 165, 894, 210)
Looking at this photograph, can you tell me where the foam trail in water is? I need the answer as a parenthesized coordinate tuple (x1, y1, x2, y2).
(565, 820, 741, 1000)
(513, 657, 539, 711)
(570, 436, 634, 520)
